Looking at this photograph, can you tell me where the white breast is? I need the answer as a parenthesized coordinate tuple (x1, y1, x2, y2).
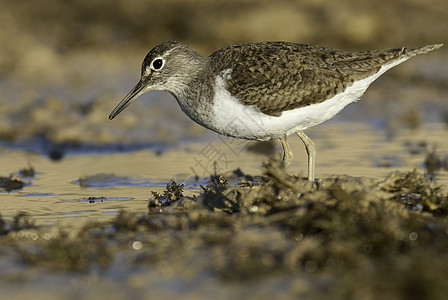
(209, 58, 409, 141)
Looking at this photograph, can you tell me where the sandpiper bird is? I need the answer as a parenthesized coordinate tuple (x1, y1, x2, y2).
(109, 41, 442, 181)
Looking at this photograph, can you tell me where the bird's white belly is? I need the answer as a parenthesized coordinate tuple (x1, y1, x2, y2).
(210, 89, 351, 141)
(210, 59, 407, 141)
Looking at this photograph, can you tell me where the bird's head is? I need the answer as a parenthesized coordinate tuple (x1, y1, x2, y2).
(109, 41, 206, 120)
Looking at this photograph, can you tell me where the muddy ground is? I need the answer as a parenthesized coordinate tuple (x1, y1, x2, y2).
(1, 157, 448, 299)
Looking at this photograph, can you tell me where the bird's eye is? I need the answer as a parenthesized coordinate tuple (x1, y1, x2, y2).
(152, 58, 164, 70)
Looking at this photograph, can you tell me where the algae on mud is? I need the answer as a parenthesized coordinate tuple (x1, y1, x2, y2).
(4, 163, 448, 298)
(0, 165, 36, 192)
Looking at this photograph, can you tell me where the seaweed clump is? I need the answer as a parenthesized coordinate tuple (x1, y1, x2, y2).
(18, 165, 36, 177)
(148, 181, 185, 209)
(5, 163, 448, 298)
(86, 196, 105, 203)
(0, 175, 25, 192)
(381, 169, 448, 216)
(0, 165, 36, 192)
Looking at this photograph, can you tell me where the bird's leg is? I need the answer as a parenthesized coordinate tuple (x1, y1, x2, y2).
(296, 131, 315, 182)
(279, 135, 293, 168)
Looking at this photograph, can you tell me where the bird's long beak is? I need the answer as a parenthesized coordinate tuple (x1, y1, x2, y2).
(109, 79, 149, 120)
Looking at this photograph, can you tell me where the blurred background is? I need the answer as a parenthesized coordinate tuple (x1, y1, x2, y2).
(0, 0, 446, 155)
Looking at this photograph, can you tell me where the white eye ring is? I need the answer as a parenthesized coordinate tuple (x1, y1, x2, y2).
(151, 57, 165, 70)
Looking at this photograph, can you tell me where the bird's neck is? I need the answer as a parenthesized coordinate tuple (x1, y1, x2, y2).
(169, 61, 217, 129)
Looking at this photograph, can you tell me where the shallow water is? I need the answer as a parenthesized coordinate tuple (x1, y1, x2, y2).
(1, 122, 447, 228)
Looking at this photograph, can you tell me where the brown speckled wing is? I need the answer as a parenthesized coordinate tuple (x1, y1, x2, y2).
(210, 42, 407, 116)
